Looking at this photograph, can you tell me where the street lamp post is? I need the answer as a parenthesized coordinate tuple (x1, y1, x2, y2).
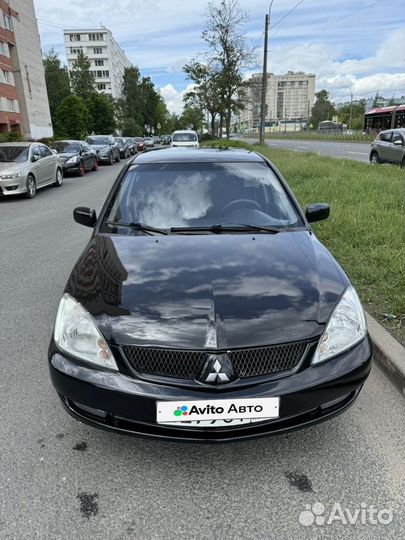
(259, 1, 274, 145)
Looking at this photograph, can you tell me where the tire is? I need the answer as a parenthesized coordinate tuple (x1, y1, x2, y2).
(25, 175, 36, 198)
(108, 153, 114, 165)
(77, 161, 85, 177)
(370, 152, 380, 165)
(115, 152, 120, 163)
(92, 159, 98, 171)
(401, 157, 405, 169)
(53, 168, 63, 187)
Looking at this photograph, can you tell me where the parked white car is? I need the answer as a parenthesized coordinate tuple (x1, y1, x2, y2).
(0, 142, 63, 198)
(171, 130, 199, 148)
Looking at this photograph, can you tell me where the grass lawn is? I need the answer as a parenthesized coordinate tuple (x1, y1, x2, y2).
(203, 140, 405, 343)
(242, 132, 374, 143)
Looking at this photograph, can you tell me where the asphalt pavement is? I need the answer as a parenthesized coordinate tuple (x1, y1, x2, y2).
(1, 156, 404, 539)
(242, 137, 371, 163)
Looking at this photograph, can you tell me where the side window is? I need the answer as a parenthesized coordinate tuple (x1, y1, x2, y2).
(392, 133, 404, 145)
(380, 132, 392, 142)
(31, 145, 41, 158)
(40, 146, 52, 157)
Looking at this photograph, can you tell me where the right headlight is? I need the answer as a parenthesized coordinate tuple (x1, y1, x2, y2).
(312, 286, 367, 365)
(54, 293, 117, 370)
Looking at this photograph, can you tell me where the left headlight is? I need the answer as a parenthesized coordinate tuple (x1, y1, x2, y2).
(54, 293, 117, 370)
(66, 156, 79, 165)
(312, 286, 367, 365)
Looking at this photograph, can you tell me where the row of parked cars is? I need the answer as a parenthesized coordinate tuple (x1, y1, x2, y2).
(0, 135, 151, 199)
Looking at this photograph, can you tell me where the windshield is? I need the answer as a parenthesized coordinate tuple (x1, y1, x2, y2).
(173, 133, 197, 142)
(0, 146, 29, 162)
(52, 142, 80, 153)
(87, 137, 109, 145)
(134, 138, 144, 142)
(102, 162, 303, 232)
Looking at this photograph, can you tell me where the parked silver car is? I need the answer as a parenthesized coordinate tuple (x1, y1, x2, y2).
(370, 128, 405, 167)
(0, 142, 63, 198)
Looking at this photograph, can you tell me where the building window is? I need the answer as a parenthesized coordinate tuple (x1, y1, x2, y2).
(93, 47, 103, 54)
(6, 99, 16, 111)
(95, 59, 104, 66)
(97, 83, 106, 90)
(2, 69, 13, 84)
(89, 33, 104, 41)
(69, 34, 81, 42)
(70, 47, 83, 54)
(95, 70, 109, 78)
(3, 14, 13, 31)
(0, 41, 9, 57)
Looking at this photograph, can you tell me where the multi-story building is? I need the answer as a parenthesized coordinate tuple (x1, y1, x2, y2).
(0, 0, 52, 138)
(238, 71, 316, 131)
(63, 27, 131, 99)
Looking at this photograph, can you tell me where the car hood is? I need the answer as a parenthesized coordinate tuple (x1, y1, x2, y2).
(0, 162, 25, 173)
(67, 231, 348, 349)
(56, 152, 78, 159)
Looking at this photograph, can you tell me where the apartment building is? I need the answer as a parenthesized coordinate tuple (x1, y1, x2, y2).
(64, 28, 131, 99)
(239, 71, 316, 131)
(0, 0, 52, 138)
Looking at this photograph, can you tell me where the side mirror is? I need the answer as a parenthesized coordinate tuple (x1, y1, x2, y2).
(73, 207, 97, 228)
(31, 154, 40, 162)
(393, 139, 403, 146)
(305, 203, 330, 223)
(51, 149, 57, 155)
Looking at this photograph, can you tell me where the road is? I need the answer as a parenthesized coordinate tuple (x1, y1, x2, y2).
(242, 138, 371, 163)
(1, 157, 404, 539)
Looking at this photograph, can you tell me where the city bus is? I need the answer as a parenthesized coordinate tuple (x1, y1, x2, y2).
(364, 104, 405, 132)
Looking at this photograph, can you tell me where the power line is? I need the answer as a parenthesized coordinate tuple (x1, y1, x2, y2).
(270, 0, 305, 30)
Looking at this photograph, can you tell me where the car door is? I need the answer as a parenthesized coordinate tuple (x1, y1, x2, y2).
(30, 144, 47, 185)
(378, 131, 392, 161)
(390, 132, 404, 163)
(39, 145, 56, 182)
(80, 143, 92, 170)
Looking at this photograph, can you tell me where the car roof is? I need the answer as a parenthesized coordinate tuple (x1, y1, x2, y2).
(381, 128, 405, 133)
(0, 142, 32, 147)
(132, 147, 264, 163)
(53, 139, 82, 143)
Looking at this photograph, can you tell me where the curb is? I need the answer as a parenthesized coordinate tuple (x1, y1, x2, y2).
(366, 312, 405, 397)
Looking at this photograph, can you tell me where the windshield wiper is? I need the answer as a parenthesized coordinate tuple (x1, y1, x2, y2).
(105, 221, 168, 235)
(170, 224, 281, 234)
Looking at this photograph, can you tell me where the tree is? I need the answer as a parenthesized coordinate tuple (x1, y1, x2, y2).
(183, 61, 224, 136)
(54, 95, 90, 139)
(310, 90, 337, 127)
(87, 93, 115, 134)
(179, 105, 204, 132)
(372, 92, 381, 108)
(202, 0, 254, 137)
(70, 50, 95, 101)
(43, 49, 71, 124)
(338, 99, 366, 130)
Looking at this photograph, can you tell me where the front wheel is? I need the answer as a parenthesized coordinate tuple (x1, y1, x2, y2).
(370, 152, 380, 165)
(25, 175, 36, 198)
(77, 161, 85, 177)
(115, 152, 120, 163)
(53, 168, 63, 187)
(92, 159, 98, 171)
(108, 153, 114, 165)
(401, 157, 405, 169)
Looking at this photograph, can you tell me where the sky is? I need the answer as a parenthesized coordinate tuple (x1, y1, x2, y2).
(33, 0, 405, 114)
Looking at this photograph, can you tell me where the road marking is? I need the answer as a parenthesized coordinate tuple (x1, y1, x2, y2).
(347, 151, 368, 155)
(297, 145, 310, 149)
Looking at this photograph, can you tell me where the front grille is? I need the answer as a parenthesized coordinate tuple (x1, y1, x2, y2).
(122, 341, 308, 380)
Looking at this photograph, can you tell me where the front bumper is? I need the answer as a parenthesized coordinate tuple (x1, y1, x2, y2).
(61, 161, 81, 173)
(0, 175, 28, 196)
(48, 337, 372, 442)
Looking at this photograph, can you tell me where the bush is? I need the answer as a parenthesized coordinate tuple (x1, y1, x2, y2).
(201, 139, 252, 150)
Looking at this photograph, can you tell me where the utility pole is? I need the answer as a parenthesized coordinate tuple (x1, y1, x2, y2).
(259, 13, 269, 144)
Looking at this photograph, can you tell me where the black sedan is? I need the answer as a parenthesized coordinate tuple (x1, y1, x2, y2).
(51, 140, 98, 176)
(48, 148, 372, 442)
(115, 137, 131, 159)
(86, 135, 120, 165)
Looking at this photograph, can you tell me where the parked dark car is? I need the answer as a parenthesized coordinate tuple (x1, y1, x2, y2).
(161, 135, 171, 145)
(115, 137, 131, 159)
(86, 135, 120, 165)
(125, 138, 136, 156)
(134, 137, 145, 152)
(369, 128, 405, 167)
(51, 140, 98, 176)
(49, 148, 372, 442)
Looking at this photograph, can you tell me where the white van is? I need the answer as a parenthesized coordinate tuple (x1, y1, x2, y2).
(171, 130, 199, 148)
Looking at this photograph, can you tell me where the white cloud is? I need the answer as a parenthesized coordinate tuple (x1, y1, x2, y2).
(159, 83, 195, 114)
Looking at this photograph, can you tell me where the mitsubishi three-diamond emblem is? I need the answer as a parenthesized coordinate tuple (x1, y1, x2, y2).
(198, 354, 236, 385)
